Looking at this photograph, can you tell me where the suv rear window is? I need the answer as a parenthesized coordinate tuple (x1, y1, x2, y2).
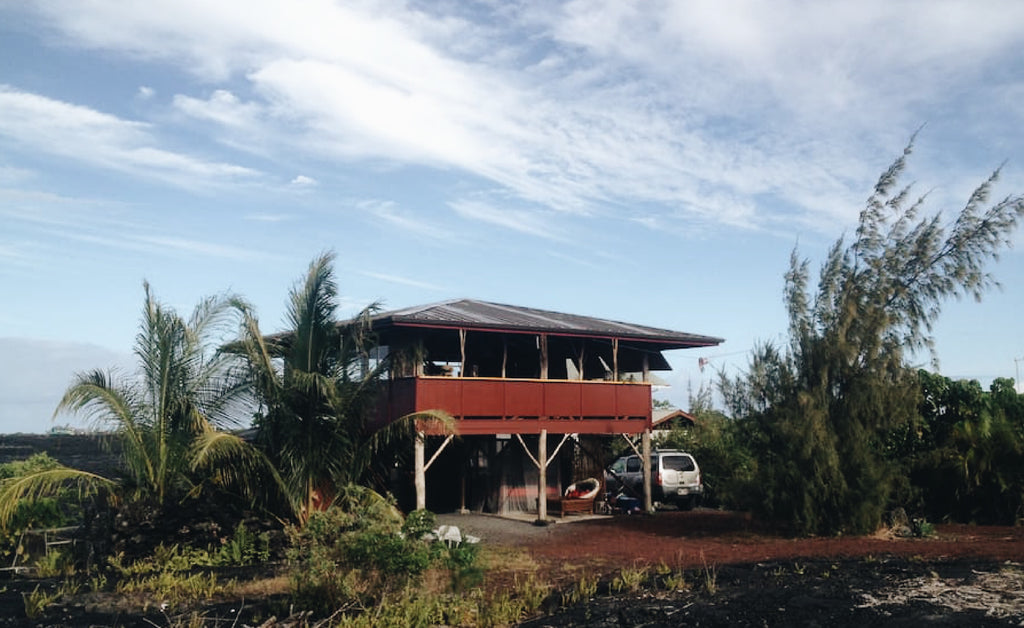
(662, 455, 695, 471)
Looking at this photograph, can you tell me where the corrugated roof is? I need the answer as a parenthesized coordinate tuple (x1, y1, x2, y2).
(653, 408, 698, 427)
(371, 299, 723, 348)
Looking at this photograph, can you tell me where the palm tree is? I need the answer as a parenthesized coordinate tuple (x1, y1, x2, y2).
(0, 284, 266, 527)
(232, 253, 442, 523)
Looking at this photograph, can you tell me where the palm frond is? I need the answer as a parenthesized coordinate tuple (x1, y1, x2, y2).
(190, 430, 287, 505)
(0, 468, 117, 530)
(288, 252, 339, 374)
(329, 484, 403, 527)
(54, 369, 138, 428)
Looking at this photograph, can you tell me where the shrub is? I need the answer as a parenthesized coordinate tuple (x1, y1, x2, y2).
(285, 494, 436, 614)
(116, 570, 224, 607)
(440, 541, 482, 592)
(286, 493, 486, 620)
(343, 529, 434, 577)
(23, 585, 57, 619)
(33, 548, 75, 578)
(402, 509, 436, 539)
(0, 454, 80, 568)
(213, 522, 270, 566)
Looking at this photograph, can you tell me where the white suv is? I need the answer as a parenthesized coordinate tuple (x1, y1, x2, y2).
(606, 449, 703, 509)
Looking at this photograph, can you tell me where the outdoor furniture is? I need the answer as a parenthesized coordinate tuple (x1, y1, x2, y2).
(546, 496, 596, 517)
(546, 477, 600, 518)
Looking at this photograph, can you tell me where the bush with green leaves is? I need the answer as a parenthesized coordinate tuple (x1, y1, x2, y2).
(898, 371, 1024, 524)
(0, 454, 81, 567)
(213, 522, 271, 566)
(441, 541, 482, 592)
(402, 509, 436, 539)
(285, 488, 439, 614)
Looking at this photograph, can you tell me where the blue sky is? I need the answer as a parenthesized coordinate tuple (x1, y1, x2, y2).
(2, 1, 1023, 433)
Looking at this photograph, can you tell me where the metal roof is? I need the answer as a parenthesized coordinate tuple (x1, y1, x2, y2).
(370, 299, 723, 349)
(652, 408, 698, 427)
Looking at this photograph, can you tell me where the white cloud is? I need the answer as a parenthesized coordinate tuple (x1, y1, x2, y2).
(14, 1, 1024, 236)
(357, 199, 454, 241)
(0, 243, 29, 265)
(358, 271, 444, 291)
(174, 90, 247, 125)
(0, 86, 261, 188)
(137, 85, 155, 99)
(289, 174, 316, 186)
(245, 212, 291, 222)
(134, 235, 268, 261)
(449, 199, 565, 241)
(0, 186, 270, 266)
(0, 164, 33, 185)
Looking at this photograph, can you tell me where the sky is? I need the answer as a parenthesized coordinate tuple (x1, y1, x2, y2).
(1, 1, 1023, 434)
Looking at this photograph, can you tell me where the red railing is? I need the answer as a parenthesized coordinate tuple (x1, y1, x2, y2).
(381, 376, 652, 435)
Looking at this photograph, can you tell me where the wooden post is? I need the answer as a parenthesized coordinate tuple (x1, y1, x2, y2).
(501, 338, 507, 378)
(537, 429, 548, 522)
(642, 428, 653, 513)
(414, 431, 426, 510)
(642, 353, 649, 383)
(459, 329, 467, 377)
(538, 334, 548, 380)
(612, 338, 619, 381)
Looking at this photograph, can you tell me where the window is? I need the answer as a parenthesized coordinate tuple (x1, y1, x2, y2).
(625, 457, 641, 473)
(662, 455, 695, 472)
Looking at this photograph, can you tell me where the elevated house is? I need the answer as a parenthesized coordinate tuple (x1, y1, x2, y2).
(367, 299, 723, 517)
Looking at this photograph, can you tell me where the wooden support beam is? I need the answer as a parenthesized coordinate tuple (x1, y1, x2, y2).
(414, 431, 426, 510)
(613, 338, 619, 381)
(546, 433, 572, 469)
(415, 433, 457, 512)
(515, 433, 540, 468)
(538, 334, 548, 380)
(642, 428, 653, 513)
(424, 434, 454, 471)
(459, 329, 467, 377)
(538, 428, 548, 522)
(514, 431, 559, 522)
(621, 433, 642, 457)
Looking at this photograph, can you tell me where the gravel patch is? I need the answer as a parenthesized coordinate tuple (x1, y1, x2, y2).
(434, 512, 591, 546)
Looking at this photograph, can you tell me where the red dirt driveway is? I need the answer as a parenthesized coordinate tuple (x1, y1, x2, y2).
(434, 510, 1024, 588)
(523, 511, 1024, 575)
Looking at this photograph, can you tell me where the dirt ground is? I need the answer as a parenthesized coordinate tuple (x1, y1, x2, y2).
(438, 509, 1024, 574)
(438, 509, 1024, 626)
(3, 510, 1022, 626)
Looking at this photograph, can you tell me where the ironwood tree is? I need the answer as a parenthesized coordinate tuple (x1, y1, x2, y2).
(720, 139, 1024, 535)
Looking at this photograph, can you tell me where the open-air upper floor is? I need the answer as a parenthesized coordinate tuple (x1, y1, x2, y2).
(367, 299, 723, 436)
